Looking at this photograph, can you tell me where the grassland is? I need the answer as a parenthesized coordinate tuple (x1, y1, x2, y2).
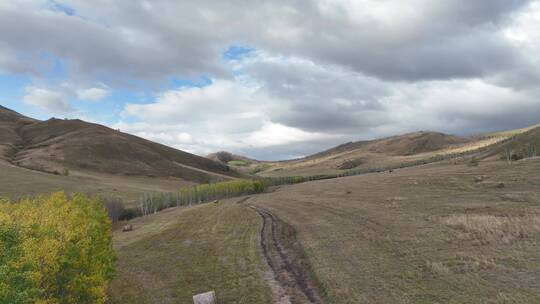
(0, 162, 194, 205)
(248, 158, 540, 303)
(108, 197, 272, 304)
(105, 157, 540, 303)
(256, 128, 536, 177)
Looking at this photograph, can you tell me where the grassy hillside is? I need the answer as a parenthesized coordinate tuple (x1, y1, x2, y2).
(0, 106, 239, 184)
(107, 156, 540, 303)
(0, 162, 195, 205)
(108, 197, 272, 304)
(256, 127, 536, 177)
(207, 151, 270, 175)
(0, 106, 37, 162)
(478, 125, 540, 161)
(248, 159, 540, 303)
(0, 106, 248, 204)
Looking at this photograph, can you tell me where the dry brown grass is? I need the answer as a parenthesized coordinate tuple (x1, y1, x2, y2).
(0, 106, 239, 184)
(0, 162, 193, 206)
(442, 214, 540, 244)
(453, 253, 497, 273)
(258, 127, 532, 177)
(426, 261, 451, 276)
(109, 197, 272, 304)
(248, 158, 540, 303)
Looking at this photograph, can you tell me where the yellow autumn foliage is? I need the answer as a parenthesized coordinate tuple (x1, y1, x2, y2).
(0, 192, 115, 304)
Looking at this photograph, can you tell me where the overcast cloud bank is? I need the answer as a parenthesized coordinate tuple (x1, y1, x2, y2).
(2, 0, 540, 159)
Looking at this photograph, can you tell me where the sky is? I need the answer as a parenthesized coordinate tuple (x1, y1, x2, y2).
(1, 0, 540, 160)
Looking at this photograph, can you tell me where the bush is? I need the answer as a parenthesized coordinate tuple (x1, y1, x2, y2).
(227, 160, 250, 166)
(249, 164, 272, 174)
(467, 157, 479, 167)
(337, 158, 364, 170)
(0, 192, 116, 304)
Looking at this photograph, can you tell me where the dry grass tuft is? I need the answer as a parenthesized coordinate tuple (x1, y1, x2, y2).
(454, 253, 497, 273)
(426, 261, 451, 276)
(442, 214, 540, 244)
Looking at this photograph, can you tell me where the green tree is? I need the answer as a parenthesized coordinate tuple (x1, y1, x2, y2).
(0, 192, 116, 304)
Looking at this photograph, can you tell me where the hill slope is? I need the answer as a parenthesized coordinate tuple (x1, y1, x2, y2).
(0, 106, 238, 184)
(256, 128, 536, 177)
(478, 125, 540, 160)
(0, 106, 37, 162)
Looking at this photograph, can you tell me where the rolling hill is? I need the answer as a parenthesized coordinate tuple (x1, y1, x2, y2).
(226, 127, 539, 177)
(478, 124, 540, 160)
(0, 105, 242, 203)
(0, 105, 238, 182)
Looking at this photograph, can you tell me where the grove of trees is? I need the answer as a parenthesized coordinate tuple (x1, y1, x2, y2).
(0, 192, 116, 304)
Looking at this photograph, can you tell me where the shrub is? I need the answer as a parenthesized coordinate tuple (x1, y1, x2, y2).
(249, 164, 272, 174)
(0, 192, 116, 304)
(214, 151, 233, 163)
(337, 158, 364, 170)
(467, 157, 479, 167)
(227, 160, 249, 166)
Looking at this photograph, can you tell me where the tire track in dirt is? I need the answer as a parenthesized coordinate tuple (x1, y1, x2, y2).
(248, 205, 325, 304)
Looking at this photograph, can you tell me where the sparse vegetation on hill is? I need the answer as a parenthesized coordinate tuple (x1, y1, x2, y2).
(0, 192, 115, 304)
(254, 126, 538, 177)
(0, 106, 238, 184)
(207, 151, 265, 174)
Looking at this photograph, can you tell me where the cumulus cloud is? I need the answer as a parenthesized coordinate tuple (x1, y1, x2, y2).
(22, 86, 73, 114)
(3, 0, 540, 159)
(116, 77, 341, 158)
(76, 87, 109, 101)
(117, 50, 540, 159)
(122, 79, 268, 133)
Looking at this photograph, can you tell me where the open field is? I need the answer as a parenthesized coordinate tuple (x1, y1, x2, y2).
(106, 157, 540, 303)
(246, 158, 540, 303)
(0, 162, 194, 205)
(108, 197, 272, 304)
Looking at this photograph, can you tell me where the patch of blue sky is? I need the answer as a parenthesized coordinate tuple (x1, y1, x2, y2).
(0, 73, 40, 117)
(223, 45, 255, 61)
(46, 57, 66, 81)
(46, 1, 76, 16)
(169, 75, 213, 90)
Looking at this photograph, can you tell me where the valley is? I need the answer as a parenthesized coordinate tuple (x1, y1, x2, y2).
(106, 158, 540, 303)
(2, 106, 540, 303)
